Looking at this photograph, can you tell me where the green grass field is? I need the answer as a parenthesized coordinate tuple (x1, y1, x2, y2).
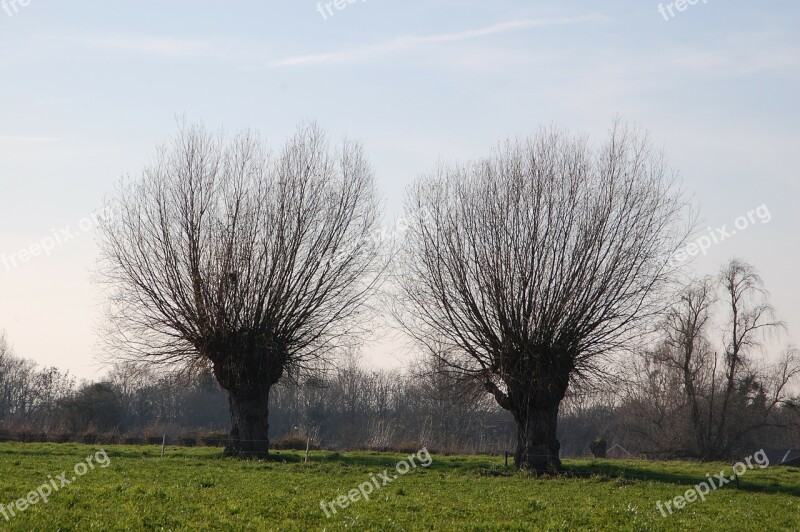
(0, 443, 798, 530)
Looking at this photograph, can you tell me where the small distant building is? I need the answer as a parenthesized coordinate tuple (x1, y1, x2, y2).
(776, 450, 800, 467)
(754, 449, 800, 467)
(606, 444, 633, 459)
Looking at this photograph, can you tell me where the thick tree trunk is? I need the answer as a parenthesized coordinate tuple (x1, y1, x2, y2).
(225, 387, 271, 458)
(513, 403, 561, 474)
(484, 355, 569, 474)
(208, 339, 286, 459)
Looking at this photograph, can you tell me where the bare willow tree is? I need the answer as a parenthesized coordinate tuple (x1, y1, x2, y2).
(630, 259, 799, 459)
(97, 122, 383, 457)
(395, 123, 691, 473)
(657, 276, 717, 456)
(667, 261, 796, 458)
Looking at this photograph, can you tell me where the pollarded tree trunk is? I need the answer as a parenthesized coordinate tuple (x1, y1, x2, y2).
(487, 377, 567, 474)
(491, 349, 571, 474)
(226, 387, 271, 457)
(513, 402, 561, 473)
(209, 340, 286, 458)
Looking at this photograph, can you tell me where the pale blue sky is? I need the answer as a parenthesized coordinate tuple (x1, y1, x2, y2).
(1, 1, 798, 377)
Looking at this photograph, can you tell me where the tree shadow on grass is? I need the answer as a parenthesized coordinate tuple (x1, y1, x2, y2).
(563, 460, 800, 498)
(4, 442, 797, 499)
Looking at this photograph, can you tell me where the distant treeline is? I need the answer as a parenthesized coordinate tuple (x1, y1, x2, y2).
(1, 333, 797, 457)
(0, 337, 517, 453)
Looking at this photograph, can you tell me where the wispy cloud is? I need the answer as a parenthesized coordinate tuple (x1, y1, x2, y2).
(265, 16, 606, 68)
(53, 16, 606, 68)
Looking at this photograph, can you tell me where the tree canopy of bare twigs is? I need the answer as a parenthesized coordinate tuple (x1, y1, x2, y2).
(394, 123, 692, 472)
(96, 121, 383, 456)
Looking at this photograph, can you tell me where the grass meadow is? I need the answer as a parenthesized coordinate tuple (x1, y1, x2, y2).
(0, 443, 798, 530)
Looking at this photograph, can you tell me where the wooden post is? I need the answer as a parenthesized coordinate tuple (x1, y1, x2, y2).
(305, 437, 310, 463)
(161, 434, 166, 457)
(504, 451, 509, 471)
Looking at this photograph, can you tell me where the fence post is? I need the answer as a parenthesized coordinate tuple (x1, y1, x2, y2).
(161, 434, 166, 457)
(305, 437, 310, 463)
